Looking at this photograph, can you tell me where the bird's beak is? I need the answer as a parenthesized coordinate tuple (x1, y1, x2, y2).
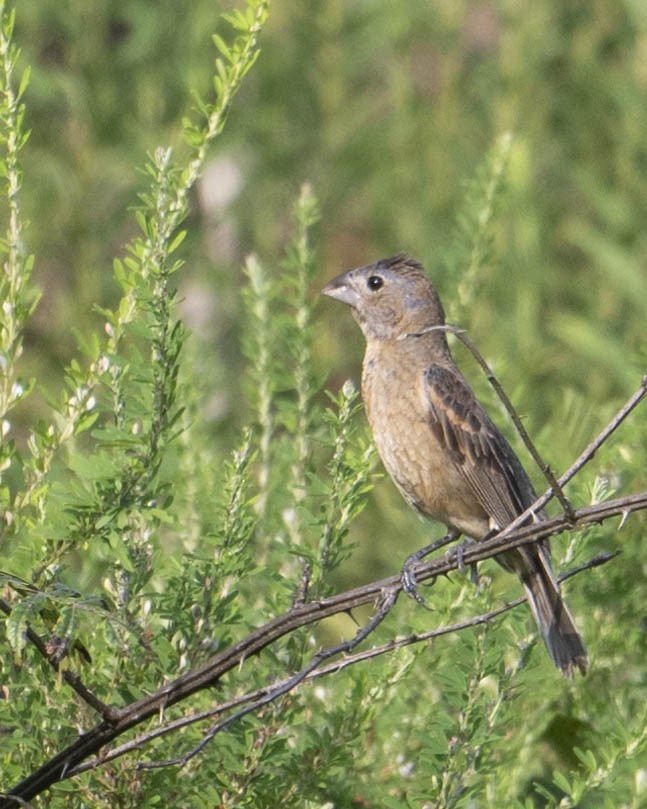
(321, 271, 359, 307)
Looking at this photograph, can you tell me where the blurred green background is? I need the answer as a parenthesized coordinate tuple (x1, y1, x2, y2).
(14, 0, 647, 576)
(4, 1, 647, 803)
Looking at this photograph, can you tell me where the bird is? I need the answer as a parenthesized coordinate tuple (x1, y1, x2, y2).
(322, 253, 587, 676)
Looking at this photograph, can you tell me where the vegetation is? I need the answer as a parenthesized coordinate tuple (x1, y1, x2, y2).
(1, 0, 646, 806)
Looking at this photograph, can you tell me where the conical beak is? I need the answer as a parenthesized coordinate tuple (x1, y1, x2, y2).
(321, 271, 360, 307)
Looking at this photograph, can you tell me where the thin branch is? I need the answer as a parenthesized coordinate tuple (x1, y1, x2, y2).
(137, 588, 398, 770)
(492, 374, 647, 543)
(2, 377, 646, 806)
(68, 551, 618, 778)
(0, 598, 114, 720)
(447, 324, 577, 519)
(306, 550, 619, 677)
(551, 375, 647, 493)
(2, 489, 644, 806)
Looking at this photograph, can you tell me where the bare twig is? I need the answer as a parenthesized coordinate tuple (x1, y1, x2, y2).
(493, 375, 647, 543)
(2, 490, 644, 807)
(447, 324, 577, 519)
(1, 376, 646, 807)
(0, 599, 114, 720)
(310, 550, 619, 676)
(68, 550, 618, 777)
(137, 588, 398, 770)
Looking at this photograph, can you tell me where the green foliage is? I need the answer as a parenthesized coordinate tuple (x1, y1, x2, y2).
(1, 1, 647, 808)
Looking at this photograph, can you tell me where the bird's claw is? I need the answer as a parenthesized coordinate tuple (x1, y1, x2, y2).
(446, 540, 479, 583)
(400, 530, 461, 609)
(401, 560, 418, 596)
(401, 553, 435, 610)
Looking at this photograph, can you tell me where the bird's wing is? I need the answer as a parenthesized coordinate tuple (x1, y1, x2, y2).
(424, 364, 537, 529)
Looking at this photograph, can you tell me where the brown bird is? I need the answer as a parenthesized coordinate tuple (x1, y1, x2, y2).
(322, 254, 587, 676)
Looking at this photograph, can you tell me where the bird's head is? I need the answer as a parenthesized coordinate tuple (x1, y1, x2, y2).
(322, 254, 447, 342)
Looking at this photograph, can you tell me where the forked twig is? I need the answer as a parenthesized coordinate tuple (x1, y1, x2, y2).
(137, 588, 398, 770)
(431, 326, 647, 532)
(68, 551, 618, 777)
(495, 375, 647, 542)
(447, 325, 577, 519)
(1, 379, 646, 808)
(0, 598, 114, 720)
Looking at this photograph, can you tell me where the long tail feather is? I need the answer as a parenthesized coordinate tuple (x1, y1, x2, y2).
(520, 549, 587, 676)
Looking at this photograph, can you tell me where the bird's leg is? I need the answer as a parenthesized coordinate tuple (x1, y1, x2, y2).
(401, 529, 460, 606)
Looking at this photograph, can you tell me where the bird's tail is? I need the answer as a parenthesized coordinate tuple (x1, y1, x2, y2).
(519, 547, 587, 677)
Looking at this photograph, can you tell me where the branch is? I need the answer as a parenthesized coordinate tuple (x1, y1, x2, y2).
(2, 377, 646, 806)
(494, 374, 647, 542)
(436, 327, 646, 523)
(0, 598, 114, 720)
(138, 588, 398, 770)
(68, 550, 619, 777)
(449, 325, 576, 518)
(1, 489, 645, 806)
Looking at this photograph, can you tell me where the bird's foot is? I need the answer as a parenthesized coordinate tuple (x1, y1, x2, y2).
(445, 539, 479, 583)
(401, 530, 460, 608)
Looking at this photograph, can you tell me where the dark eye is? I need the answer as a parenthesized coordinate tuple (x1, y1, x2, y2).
(367, 275, 384, 291)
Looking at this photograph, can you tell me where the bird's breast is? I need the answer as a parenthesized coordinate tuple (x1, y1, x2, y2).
(361, 348, 489, 537)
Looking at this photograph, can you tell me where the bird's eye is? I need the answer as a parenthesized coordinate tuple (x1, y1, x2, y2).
(366, 275, 384, 291)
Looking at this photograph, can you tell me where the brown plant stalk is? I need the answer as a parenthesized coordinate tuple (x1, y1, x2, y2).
(1, 376, 645, 806)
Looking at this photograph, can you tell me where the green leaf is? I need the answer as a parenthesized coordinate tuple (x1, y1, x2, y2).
(6, 592, 47, 661)
(552, 770, 573, 795)
(168, 229, 187, 255)
(106, 531, 135, 572)
(573, 746, 597, 771)
(212, 33, 231, 61)
(17, 64, 30, 100)
(68, 451, 117, 481)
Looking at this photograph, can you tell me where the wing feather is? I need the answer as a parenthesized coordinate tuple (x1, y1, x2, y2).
(425, 364, 539, 529)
